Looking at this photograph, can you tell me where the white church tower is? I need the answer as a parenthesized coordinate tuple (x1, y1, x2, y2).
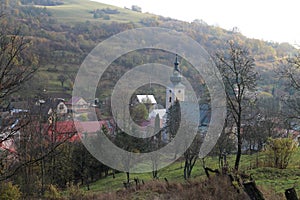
(166, 54, 185, 109)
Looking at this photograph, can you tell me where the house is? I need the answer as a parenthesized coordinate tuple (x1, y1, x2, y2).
(66, 97, 89, 113)
(0, 119, 115, 153)
(44, 120, 116, 143)
(48, 98, 68, 115)
(28, 98, 70, 122)
(0, 118, 20, 152)
(148, 109, 166, 129)
(149, 109, 166, 120)
(0, 138, 15, 152)
(133, 94, 157, 112)
(9, 100, 29, 112)
(136, 95, 157, 105)
(75, 120, 115, 137)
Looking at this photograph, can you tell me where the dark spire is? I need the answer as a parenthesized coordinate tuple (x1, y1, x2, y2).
(170, 54, 182, 85)
(174, 54, 180, 73)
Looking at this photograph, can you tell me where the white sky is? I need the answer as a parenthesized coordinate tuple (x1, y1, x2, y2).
(94, 0, 300, 46)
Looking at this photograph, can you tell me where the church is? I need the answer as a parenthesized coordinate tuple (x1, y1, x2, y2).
(165, 54, 186, 109)
(147, 54, 210, 141)
(148, 55, 186, 127)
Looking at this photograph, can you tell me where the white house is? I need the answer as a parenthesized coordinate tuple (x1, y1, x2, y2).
(66, 97, 89, 112)
(136, 95, 157, 105)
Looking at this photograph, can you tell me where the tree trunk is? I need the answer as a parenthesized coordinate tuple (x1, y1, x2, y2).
(126, 172, 130, 183)
(235, 123, 242, 171)
(40, 159, 45, 196)
(152, 170, 158, 179)
(184, 160, 188, 180)
(184, 157, 197, 180)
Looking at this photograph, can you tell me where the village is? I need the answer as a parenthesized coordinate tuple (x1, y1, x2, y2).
(2, 0, 300, 199)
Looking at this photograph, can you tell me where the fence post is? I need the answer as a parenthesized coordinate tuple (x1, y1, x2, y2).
(243, 181, 265, 200)
(285, 188, 298, 200)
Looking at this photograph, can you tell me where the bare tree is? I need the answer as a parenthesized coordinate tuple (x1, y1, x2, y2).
(0, 112, 76, 195)
(183, 133, 202, 180)
(0, 16, 73, 195)
(278, 53, 300, 121)
(281, 54, 300, 90)
(212, 117, 236, 169)
(0, 13, 38, 143)
(215, 41, 257, 171)
(0, 18, 37, 100)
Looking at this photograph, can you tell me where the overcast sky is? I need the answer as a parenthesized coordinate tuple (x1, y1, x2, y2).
(93, 0, 300, 46)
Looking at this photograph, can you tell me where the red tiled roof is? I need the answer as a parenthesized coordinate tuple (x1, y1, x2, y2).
(47, 121, 79, 142)
(0, 139, 16, 153)
(47, 120, 114, 142)
(0, 120, 115, 153)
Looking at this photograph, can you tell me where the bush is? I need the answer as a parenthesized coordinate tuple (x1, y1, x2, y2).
(44, 184, 61, 200)
(0, 182, 22, 200)
(103, 15, 110, 20)
(67, 183, 86, 200)
(79, 113, 88, 121)
(265, 137, 298, 169)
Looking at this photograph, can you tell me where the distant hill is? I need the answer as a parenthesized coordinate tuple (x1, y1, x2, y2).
(3, 0, 298, 99)
(36, 0, 155, 23)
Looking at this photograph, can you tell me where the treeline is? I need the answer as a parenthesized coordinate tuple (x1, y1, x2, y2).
(20, 0, 64, 6)
(13, 140, 110, 196)
(91, 8, 120, 19)
(0, 112, 112, 196)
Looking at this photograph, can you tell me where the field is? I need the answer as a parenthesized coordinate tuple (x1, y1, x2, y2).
(43, 0, 155, 23)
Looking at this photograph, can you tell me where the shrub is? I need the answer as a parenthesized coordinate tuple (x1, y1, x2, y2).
(265, 137, 298, 169)
(44, 184, 61, 200)
(0, 182, 22, 200)
(67, 183, 86, 200)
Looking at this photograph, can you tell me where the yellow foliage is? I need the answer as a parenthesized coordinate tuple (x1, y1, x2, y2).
(0, 182, 22, 200)
(265, 137, 298, 169)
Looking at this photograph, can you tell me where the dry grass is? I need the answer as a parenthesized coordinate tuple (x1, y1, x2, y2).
(258, 186, 285, 200)
(59, 175, 285, 200)
(77, 176, 250, 200)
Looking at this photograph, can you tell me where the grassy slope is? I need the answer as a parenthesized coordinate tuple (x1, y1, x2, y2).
(85, 148, 300, 197)
(45, 0, 155, 23)
(246, 148, 300, 194)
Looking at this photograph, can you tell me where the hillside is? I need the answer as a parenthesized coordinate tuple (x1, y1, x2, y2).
(53, 149, 300, 199)
(44, 0, 155, 23)
(3, 0, 298, 100)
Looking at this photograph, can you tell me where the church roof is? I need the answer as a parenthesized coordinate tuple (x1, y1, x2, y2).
(136, 95, 157, 104)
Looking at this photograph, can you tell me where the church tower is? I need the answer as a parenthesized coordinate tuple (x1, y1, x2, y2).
(166, 54, 185, 109)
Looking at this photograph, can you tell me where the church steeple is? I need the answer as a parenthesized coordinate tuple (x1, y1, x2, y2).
(166, 54, 185, 109)
(170, 54, 182, 85)
(174, 54, 180, 73)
